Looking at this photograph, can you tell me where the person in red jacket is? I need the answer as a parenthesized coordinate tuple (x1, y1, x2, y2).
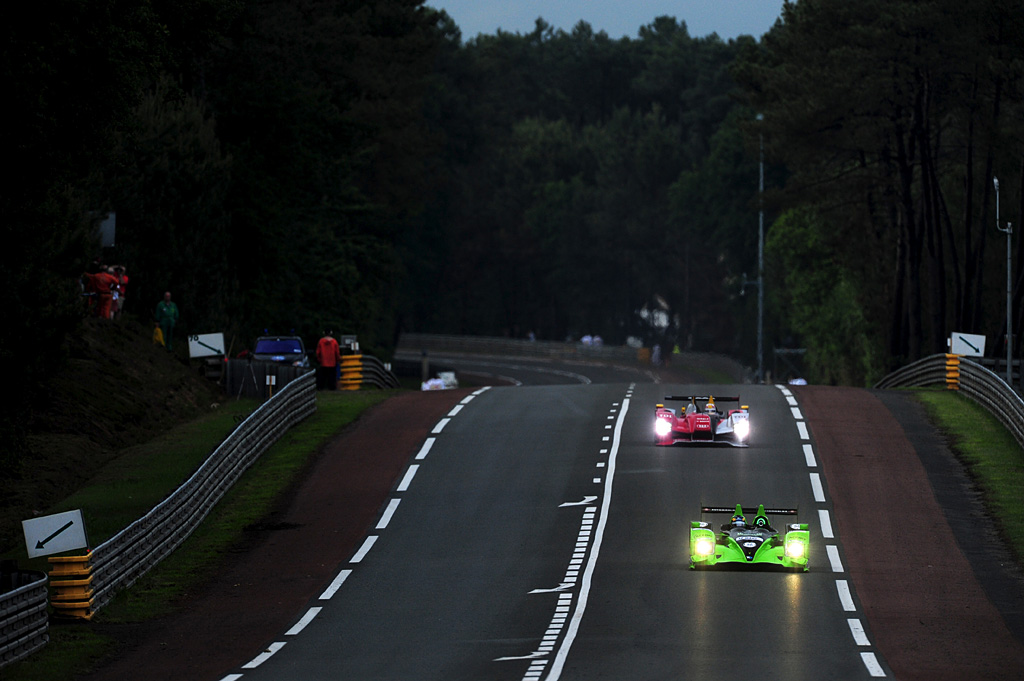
(94, 267, 119, 319)
(315, 331, 342, 390)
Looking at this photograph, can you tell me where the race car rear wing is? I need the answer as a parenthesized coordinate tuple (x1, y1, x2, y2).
(664, 395, 741, 402)
(701, 506, 798, 515)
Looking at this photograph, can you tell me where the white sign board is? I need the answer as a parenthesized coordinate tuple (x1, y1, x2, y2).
(23, 509, 88, 558)
(949, 332, 986, 357)
(188, 332, 226, 359)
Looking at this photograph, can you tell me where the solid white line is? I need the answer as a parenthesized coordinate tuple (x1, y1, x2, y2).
(415, 437, 435, 460)
(810, 473, 825, 502)
(397, 464, 419, 492)
(319, 568, 352, 600)
(848, 618, 871, 646)
(351, 536, 377, 563)
(836, 580, 856, 611)
(819, 509, 834, 538)
(448, 404, 464, 417)
(376, 498, 401, 529)
(791, 406, 804, 420)
(546, 396, 630, 681)
(242, 641, 286, 668)
(432, 418, 450, 433)
(861, 652, 886, 677)
(803, 444, 817, 467)
(797, 422, 810, 440)
(826, 544, 845, 572)
(285, 607, 322, 635)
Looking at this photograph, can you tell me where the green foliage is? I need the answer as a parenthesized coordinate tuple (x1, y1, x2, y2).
(410, 17, 746, 345)
(915, 389, 1024, 564)
(734, 0, 1024, 367)
(6, 0, 1021, 443)
(766, 208, 884, 385)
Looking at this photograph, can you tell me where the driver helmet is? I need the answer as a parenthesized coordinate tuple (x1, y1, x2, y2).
(706, 398, 717, 413)
(731, 514, 745, 526)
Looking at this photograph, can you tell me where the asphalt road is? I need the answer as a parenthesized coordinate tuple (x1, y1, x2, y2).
(83, 356, 1024, 681)
(230, 378, 885, 681)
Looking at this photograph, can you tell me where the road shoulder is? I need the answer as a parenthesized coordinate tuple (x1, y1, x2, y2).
(795, 384, 1024, 681)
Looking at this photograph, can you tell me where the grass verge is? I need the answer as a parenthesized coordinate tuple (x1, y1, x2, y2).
(2, 389, 393, 681)
(914, 388, 1024, 565)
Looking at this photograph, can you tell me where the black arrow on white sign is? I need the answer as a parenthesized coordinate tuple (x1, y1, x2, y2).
(36, 520, 75, 550)
(958, 335, 980, 353)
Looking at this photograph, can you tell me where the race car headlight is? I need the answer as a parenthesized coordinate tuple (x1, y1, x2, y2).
(733, 419, 749, 440)
(694, 537, 715, 556)
(655, 419, 672, 437)
(785, 538, 806, 558)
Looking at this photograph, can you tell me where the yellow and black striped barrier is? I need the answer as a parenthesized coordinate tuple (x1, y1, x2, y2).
(945, 353, 961, 390)
(48, 554, 93, 620)
(340, 354, 364, 390)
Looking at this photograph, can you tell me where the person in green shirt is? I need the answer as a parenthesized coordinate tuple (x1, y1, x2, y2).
(155, 291, 180, 351)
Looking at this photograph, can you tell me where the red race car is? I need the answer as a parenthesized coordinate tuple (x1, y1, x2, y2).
(654, 395, 750, 447)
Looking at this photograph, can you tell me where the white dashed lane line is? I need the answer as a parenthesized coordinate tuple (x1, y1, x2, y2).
(810, 473, 825, 502)
(221, 387, 494, 681)
(319, 569, 351, 600)
(376, 498, 401, 529)
(826, 545, 846, 573)
(396, 464, 419, 492)
(285, 607, 322, 635)
(819, 509, 834, 538)
(836, 580, 856, 611)
(415, 437, 435, 460)
(778, 384, 886, 677)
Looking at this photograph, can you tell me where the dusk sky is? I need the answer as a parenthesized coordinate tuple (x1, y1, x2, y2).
(426, 1, 787, 41)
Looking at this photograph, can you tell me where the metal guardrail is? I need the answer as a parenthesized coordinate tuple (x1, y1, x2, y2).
(398, 332, 637, 362)
(85, 371, 316, 612)
(875, 354, 1024, 450)
(396, 333, 748, 383)
(350, 354, 400, 389)
(0, 570, 48, 669)
(0, 360, 322, 665)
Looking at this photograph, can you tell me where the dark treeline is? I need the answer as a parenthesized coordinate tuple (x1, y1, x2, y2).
(2, 0, 1022, 467)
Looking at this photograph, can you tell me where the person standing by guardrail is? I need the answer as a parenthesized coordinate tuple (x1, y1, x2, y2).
(316, 330, 341, 390)
(154, 291, 179, 351)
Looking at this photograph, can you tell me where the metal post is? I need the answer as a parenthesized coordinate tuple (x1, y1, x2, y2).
(757, 114, 765, 384)
(995, 177, 1013, 384)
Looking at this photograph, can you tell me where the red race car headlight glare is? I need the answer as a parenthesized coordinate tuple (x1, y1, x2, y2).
(655, 418, 672, 437)
(734, 419, 749, 440)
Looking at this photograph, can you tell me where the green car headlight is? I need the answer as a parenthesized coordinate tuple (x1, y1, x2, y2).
(785, 538, 805, 558)
(694, 537, 715, 556)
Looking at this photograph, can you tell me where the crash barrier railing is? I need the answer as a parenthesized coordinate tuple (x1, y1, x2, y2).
(874, 353, 1024, 450)
(48, 371, 316, 620)
(396, 333, 748, 384)
(0, 570, 48, 670)
(340, 354, 401, 390)
(224, 359, 312, 400)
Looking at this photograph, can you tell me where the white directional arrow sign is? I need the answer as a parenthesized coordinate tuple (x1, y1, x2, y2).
(23, 509, 88, 558)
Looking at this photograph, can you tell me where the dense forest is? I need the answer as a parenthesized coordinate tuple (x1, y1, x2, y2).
(2, 0, 1022, 467)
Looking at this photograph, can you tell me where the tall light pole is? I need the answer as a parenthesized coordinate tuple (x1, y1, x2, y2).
(994, 177, 1014, 385)
(757, 114, 765, 384)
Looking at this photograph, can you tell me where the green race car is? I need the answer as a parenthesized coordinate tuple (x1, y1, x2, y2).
(689, 504, 809, 571)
